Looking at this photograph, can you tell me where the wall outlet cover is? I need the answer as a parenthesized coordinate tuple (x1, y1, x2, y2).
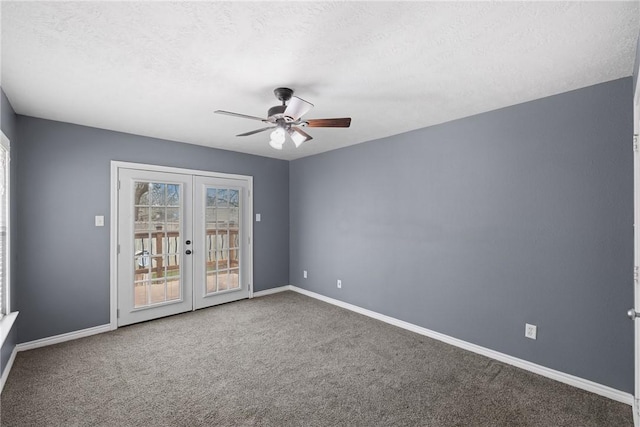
(303, 270, 307, 279)
(525, 323, 537, 340)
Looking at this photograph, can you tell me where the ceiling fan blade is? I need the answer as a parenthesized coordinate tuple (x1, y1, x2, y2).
(284, 96, 314, 121)
(236, 127, 274, 137)
(288, 127, 313, 148)
(215, 110, 268, 122)
(305, 118, 351, 128)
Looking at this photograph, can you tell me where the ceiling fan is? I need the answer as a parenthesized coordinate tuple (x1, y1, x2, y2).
(214, 87, 351, 150)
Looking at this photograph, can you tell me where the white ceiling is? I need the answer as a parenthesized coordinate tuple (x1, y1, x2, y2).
(1, 2, 639, 161)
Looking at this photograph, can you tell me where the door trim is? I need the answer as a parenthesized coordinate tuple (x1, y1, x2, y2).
(634, 77, 640, 427)
(110, 161, 253, 330)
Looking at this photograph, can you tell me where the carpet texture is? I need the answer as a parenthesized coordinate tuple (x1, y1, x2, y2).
(1, 291, 633, 426)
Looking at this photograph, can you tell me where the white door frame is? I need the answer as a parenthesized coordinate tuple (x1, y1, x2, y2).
(633, 79, 640, 427)
(110, 161, 253, 330)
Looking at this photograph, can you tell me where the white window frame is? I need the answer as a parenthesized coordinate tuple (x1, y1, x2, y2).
(0, 130, 17, 355)
(0, 131, 10, 317)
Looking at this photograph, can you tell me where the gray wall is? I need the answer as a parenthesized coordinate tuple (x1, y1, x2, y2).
(16, 116, 289, 343)
(0, 88, 18, 375)
(0, 323, 16, 376)
(290, 77, 634, 393)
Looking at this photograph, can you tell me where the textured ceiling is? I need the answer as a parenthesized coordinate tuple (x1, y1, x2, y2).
(1, 2, 639, 161)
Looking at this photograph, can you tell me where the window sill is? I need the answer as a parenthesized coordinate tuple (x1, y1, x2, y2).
(0, 312, 18, 348)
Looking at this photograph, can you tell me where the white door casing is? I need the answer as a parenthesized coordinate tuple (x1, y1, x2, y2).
(633, 78, 640, 427)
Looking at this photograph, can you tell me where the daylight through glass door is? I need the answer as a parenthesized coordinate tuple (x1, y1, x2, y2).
(205, 187, 240, 294)
(133, 181, 182, 307)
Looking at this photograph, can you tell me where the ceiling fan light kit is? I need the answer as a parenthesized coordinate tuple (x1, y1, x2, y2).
(215, 87, 351, 150)
(269, 128, 286, 150)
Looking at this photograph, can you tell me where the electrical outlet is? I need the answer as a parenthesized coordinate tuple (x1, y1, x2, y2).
(525, 323, 537, 340)
(337, 279, 342, 289)
(303, 270, 307, 279)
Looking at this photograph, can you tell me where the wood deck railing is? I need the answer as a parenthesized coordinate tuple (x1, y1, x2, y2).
(134, 228, 239, 276)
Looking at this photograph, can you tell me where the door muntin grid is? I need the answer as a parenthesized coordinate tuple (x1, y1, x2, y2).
(204, 187, 241, 295)
(133, 181, 183, 308)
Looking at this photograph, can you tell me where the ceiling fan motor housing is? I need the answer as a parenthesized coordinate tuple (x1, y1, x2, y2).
(269, 88, 293, 120)
(273, 87, 293, 102)
(267, 105, 287, 118)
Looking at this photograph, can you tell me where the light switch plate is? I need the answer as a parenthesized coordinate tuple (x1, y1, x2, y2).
(256, 213, 261, 222)
(95, 215, 104, 227)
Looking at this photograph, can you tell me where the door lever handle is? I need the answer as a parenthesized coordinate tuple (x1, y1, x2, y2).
(185, 250, 192, 255)
(628, 309, 639, 320)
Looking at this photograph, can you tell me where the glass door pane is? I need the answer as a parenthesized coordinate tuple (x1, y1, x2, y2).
(133, 182, 182, 307)
(205, 187, 240, 294)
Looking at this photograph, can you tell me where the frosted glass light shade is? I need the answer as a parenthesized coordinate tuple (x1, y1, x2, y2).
(269, 139, 283, 150)
(269, 128, 286, 150)
(289, 129, 306, 147)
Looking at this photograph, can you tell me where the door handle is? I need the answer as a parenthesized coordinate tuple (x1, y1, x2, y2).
(185, 249, 192, 255)
(628, 309, 639, 320)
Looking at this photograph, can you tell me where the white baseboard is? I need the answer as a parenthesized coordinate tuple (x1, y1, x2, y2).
(288, 285, 634, 407)
(252, 285, 291, 298)
(16, 324, 112, 352)
(0, 346, 17, 394)
(17, 286, 292, 353)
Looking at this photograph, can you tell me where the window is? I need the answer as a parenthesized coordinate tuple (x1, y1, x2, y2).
(0, 132, 9, 317)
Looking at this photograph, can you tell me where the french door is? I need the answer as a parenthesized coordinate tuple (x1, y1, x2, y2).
(116, 166, 252, 327)
(193, 176, 248, 309)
